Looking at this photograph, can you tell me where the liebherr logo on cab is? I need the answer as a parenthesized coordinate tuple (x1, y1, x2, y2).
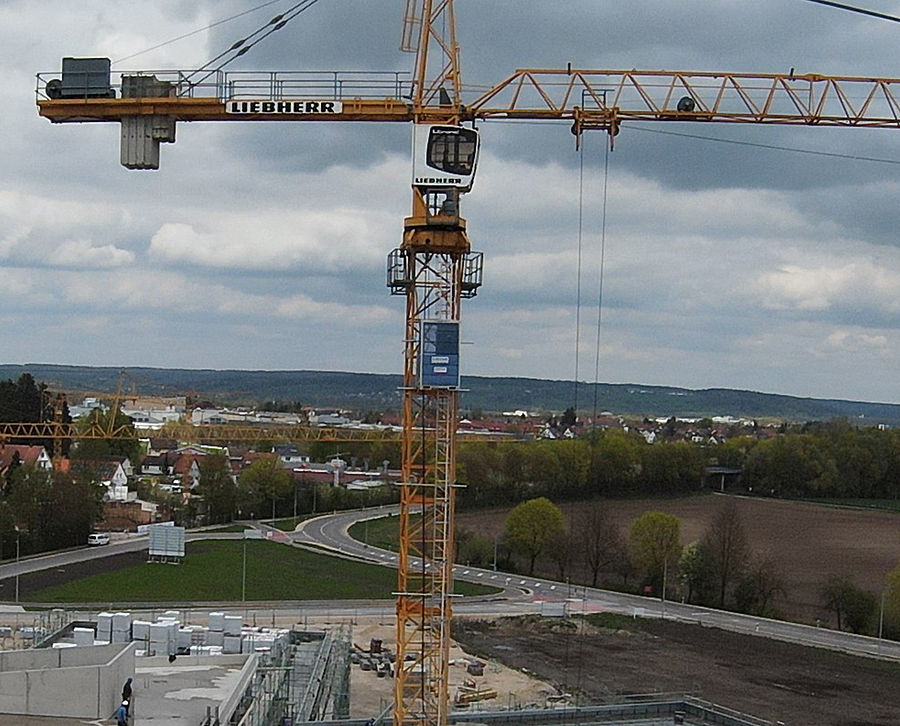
(415, 177, 463, 185)
(226, 100, 343, 115)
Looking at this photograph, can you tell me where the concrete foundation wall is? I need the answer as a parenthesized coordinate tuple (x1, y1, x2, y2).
(0, 642, 134, 719)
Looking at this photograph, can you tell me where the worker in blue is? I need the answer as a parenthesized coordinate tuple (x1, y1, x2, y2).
(116, 700, 128, 725)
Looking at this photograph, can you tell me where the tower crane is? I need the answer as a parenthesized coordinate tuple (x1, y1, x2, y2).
(34, 2, 900, 726)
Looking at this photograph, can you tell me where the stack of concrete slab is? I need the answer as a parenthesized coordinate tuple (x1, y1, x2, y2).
(73, 627, 95, 647)
(132, 620, 152, 643)
(223, 635, 242, 654)
(177, 627, 195, 652)
(149, 622, 172, 656)
(112, 613, 132, 644)
(96, 612, 113, 643)
(208, 612, 225, 647)
(223, 615, 242, 636)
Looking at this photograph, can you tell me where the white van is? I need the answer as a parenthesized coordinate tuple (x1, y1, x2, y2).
(87, 533, 110, 546)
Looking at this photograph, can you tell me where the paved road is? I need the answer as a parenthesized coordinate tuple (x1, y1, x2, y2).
(292, 506, 900, 662)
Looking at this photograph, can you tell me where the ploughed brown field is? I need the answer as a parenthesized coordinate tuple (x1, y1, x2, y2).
(451, 615, 900, 726)
(457, 493, 900, 625)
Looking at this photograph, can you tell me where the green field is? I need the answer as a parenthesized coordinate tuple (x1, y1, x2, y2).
(267, 517, 306, 532)
(348, 514, 406, 551)
(26, 539, 497, 603)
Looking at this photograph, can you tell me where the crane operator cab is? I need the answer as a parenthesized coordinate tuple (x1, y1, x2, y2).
(412, 124, 479, 226)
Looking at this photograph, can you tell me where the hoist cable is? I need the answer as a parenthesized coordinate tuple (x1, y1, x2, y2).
(591, 139, 611, 423)
(573, 139, 586, 417)
(800, 0, 900, 23)
(184, 0, 321, 88)
(113, 1, 285, 64)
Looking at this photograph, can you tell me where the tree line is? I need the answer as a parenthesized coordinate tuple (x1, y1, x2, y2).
(458, 496, 900, 640)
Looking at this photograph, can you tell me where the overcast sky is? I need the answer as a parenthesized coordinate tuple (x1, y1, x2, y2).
(5, 0, 900, 404)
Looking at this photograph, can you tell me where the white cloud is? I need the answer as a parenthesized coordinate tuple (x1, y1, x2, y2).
(148, 209, 387, 273)
(755, 261, 900, 315)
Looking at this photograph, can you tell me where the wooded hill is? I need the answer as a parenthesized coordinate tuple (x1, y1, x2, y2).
(2, 364, 900, 423)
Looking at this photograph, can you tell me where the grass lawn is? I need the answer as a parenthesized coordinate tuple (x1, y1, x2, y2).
(348, 514, 407, 551)
(267, 517, 306, 532)
(202, 524, 250, 533)
(26, 539, 497, 603)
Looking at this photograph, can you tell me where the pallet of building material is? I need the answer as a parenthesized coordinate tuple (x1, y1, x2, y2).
(454, 687, 497, 704)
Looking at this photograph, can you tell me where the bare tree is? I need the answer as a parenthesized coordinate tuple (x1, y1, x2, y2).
(547, 527, 573, 581)
(734, 554, 786, 616)
(577, 501, 623, 587)
(701, 501, 750, 608)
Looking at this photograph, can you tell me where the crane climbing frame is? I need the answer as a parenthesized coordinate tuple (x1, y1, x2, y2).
(33, 3, 900, 726)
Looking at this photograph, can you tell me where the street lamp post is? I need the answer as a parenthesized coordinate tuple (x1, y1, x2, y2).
(14, 527, 20, 604)
(241, 532, 248, 603)
(661, 556, 668, 619)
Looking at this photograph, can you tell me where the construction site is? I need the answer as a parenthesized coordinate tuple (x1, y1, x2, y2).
(1, 0, 898, 725)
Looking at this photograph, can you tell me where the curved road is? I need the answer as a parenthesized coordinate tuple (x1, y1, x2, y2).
(3, 509, 899, 663)
(291, 506, 900, 662)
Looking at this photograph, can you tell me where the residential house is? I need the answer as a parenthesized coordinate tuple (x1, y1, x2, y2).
(273, 444, 310, 466)
(0, 445, 53, 478)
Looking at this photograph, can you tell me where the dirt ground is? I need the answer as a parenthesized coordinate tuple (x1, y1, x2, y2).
(348, 616, 556, 718)
(457, 494, 900, 624)
(451, 614, 900, 726)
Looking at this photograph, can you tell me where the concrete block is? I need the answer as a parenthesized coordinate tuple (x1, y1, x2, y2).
(223, 635, 242, 654)
(97, 612, 113, 640)
(177, 627, 193, 650)
(208, 612, 225, 632)
(132, 620, 151, 641)
(223, 615, 242, 636)
(73, 628, 94, 647)
(207, 630, 224, 647)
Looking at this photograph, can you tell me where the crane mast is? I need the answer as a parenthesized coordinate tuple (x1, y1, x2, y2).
(32, 4, 900, 726)
(394, 5, 477, 725)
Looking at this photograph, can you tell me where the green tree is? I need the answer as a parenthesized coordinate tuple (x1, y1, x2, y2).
(196, 454, 237, 524)
(74, 406, 141, 463)
(239, 456, 293, 521)
(49, 469, 103, 548)
(456, 528, 493, 567)
(745, 434, 837, 498)
(588, 430, 640, 495)
(884, 561, 900, 639)
(821, 575, 877, 633)
(679, 541, 709, 604)
(639, 442, 704, 494)
(504, 497, 564, 575)
(733, 555, 785, 617)
(629, 511, 681, 592)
